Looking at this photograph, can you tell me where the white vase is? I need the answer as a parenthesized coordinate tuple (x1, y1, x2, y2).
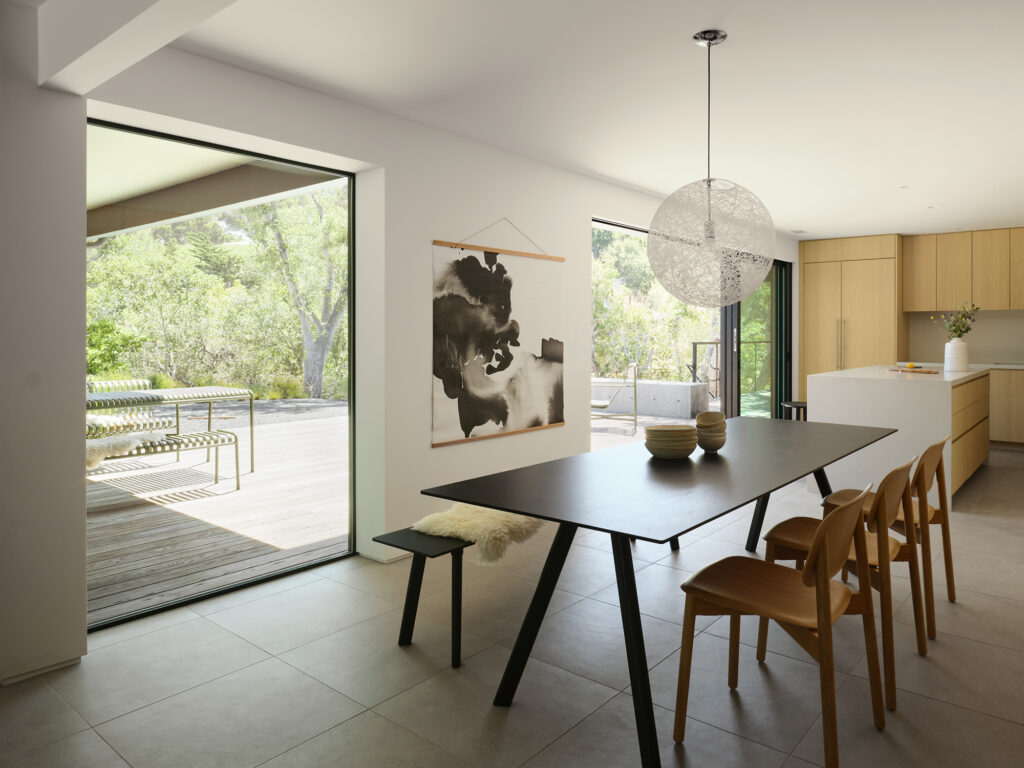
(944, 337, 969, 372)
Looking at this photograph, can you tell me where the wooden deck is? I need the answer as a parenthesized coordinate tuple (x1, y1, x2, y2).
(86, 416, 350, 626)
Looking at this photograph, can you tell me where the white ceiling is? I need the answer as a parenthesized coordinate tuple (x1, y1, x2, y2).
(87, 125, 251, 209)
(172, 0, 1024, 238)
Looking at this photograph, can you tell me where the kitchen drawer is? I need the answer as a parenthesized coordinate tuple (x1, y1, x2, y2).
(952, 374, 989, 413)
(952, 417, 990, 493)
(952, 397, 989, 440)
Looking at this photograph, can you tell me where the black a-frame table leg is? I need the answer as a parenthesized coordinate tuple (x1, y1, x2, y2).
(611, 533, 661, 767)
(494, 522, 576, 706)
(744, 492, 772, 553)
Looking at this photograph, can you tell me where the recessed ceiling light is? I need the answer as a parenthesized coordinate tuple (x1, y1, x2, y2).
(928, 205, 934, 209)
(790, 229, 807, 234)
(899, 185, 909, 189)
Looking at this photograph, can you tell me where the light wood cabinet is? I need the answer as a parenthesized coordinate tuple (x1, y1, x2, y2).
(1011, 228, 1024, 310)
(902, 234, 936, 311)
(841, 259, 896, 369)
(800, 261, 842, 393)
(935, 232, 972, 310)
(798, 235, 906, 398)
(989, 369, 1024, 442)
(951, 373, 990, 493)
(972, 229, 1010, 310)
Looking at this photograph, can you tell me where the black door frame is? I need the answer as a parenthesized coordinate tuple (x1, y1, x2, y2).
(719, 261, 792, 418)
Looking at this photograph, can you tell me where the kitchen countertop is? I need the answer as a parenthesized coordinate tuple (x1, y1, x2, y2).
(811, 363, 1024, 384)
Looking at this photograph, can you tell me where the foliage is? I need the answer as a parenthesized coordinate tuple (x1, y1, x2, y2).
(86, 180, 351, 400)
(591, 228, 719, 382)
(85, 319, 145, 376)
(932, 302, 980, 340)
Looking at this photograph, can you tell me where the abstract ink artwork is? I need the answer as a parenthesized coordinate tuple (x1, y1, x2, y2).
(432, 240, 565, 446)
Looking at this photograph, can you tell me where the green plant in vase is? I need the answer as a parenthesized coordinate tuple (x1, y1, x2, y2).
(932, 302, 979, 371)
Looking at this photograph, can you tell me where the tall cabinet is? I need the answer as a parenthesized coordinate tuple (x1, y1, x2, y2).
(799, 235, 908, 399)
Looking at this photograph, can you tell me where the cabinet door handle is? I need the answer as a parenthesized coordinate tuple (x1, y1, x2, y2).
(842, 320, 847, 369)
(836, 319, 840, 369)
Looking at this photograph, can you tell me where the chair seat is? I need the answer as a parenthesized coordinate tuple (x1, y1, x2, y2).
(826, 488, 936, 526)
(590, 399, 610, 409)
(682, 556, 852, 628)
(765, 516, 900, 565)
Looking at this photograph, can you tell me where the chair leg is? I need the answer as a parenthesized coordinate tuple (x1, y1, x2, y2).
(859, 597, 886, 730)
(917, 520, 937, 640)
(757, 545, 774, 662)
(878, 569, 897, 711)
(940, 518, 957, 602)
(728, 613, 740, 689)
(817, 616, 839, 768)
(673, 598, 698, 743)
(905, 544, 928, 657)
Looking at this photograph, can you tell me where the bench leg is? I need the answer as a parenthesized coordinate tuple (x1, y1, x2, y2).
(399, 554, 427, 647)
(452, 549, 463, 668)
(207, 402, 213, 462)
(234, 439, 240, 490)
(215, 445, 220, 483)
(670, 536, 680, 551)
(175, 404, 181, 461)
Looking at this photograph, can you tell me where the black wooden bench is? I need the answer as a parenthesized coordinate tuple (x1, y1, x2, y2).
(372, 528, 473, 668)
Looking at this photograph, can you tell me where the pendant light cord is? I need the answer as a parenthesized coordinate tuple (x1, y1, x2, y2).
(707, 41, 711, 183)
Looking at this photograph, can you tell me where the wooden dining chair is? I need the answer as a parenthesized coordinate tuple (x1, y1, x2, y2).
(762, 458, 927, 712)
(674, 488, 884, 768)
(825, 437, 954, 639)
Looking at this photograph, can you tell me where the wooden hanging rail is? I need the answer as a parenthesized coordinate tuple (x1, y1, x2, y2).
(433, 240, 565, 262)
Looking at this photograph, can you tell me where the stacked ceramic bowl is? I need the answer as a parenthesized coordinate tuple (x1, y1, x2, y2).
(695, 411, 727, 453)
(643, 424, 697, 459)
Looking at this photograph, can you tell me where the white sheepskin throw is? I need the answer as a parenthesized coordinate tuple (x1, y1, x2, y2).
(413, 503, 543, 564)
(86, 432, 165, 469)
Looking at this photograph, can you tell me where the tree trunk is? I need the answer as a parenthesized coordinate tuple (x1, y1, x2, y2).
(302, 336, 329, 398)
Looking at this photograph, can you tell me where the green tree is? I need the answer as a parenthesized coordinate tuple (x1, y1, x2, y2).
(228, 183, 349, 398)
(85, 319, 145, 376)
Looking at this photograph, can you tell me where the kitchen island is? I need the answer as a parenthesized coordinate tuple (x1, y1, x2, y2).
(807, 365, 992, 501)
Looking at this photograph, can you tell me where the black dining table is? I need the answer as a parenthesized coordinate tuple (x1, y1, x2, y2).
(422, 416, 895, 767)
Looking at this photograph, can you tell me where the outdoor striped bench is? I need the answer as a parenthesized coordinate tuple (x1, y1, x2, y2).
(124, 430, 241, 490)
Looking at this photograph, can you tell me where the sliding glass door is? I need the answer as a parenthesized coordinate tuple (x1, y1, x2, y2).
(720, 261, 791, 418)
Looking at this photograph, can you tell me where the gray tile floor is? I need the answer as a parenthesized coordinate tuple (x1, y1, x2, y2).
(3, 443, 1023, 767)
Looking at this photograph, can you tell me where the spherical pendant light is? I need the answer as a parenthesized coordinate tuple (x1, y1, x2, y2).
(648, 30, 775, 308)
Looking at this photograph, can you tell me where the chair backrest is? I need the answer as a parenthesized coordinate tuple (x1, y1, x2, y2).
(593, 362, 637, 403)
(911, 436, 950, 499)
(802, 485, 872, 587)
(863, 457, 916, 533)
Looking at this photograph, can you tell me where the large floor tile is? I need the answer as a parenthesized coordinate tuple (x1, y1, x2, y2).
(321, 552, 488, 604)
(851, 620, 1024, 724)
(415, 568, 581, 644)
(649, 633, 846, 754)
(590, 562, 717, 629)
(96, 658, 363, 768)
(203, 577, 395, 654)
(87, 605, 201, 651)
(0, 677, 88, 762)
(374, 644, 616, 768)
(502, 543, 651, 597)
(897, 582, 1024, 651)
(261, 710, 467, 767)
(505, 598, 683, 690)
(655, 536, 761, 573)
(48, 618, 268, 725)
(793, 674, 1024, 767)
(281, 607, 492, 707)
(522, 692, 786, 768)
(188, 570, 323, 617)
(0, 729, 128, 768)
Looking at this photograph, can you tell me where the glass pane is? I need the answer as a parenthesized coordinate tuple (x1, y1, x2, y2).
(590, 221, 721, 446)
(738, 269, 775, 417)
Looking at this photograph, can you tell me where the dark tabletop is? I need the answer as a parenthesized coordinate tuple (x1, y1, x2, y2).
(422, 417, 895, 544)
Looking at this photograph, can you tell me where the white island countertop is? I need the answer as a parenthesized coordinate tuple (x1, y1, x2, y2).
(811, 363, 1024, 385)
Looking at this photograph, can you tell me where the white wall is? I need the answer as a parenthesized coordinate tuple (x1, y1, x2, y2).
(908, 310, 1024, 364)
(0, 2, 88, 683)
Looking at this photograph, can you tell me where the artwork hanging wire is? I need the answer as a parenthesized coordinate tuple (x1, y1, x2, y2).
(432, 222, 565, 447)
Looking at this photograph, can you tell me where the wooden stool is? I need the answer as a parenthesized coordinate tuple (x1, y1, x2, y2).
(372, 528, 472, 667)
(782, 400, 808, 421)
